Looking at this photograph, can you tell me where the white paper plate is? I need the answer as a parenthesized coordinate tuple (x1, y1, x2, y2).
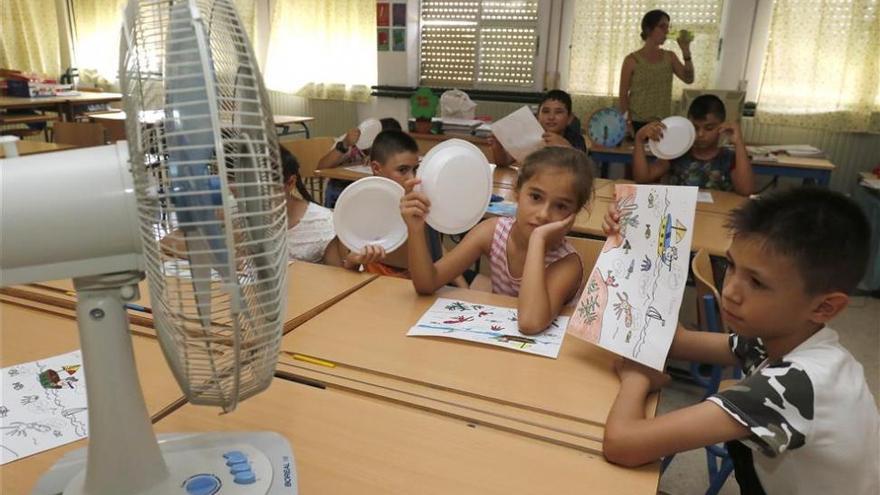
(418, 139, 492, 234)
(356, 118, 383, 149)
(332, 177, 407, 253)
(649, 116, 695, 160)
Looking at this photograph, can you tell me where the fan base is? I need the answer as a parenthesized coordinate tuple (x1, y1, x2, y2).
(32, 432, 297, 495)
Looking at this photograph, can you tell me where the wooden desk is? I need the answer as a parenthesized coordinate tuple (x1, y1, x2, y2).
(280, 277, 646, 427)
(573, 197, 732, 257)
(0, 301, 184, 494)
(274, 115, 314, 138)
(0, 141, 74, 158)
(411, 132, 493, 161)
(0, 93, 122, 122)
(587, 140, 835, 186)
(156, 378, 660, 494)
(1, 261, 376, 335)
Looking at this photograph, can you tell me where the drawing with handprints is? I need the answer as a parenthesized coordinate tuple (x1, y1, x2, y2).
(1, 350, 88, 465)
(408, 298, 569, 358)
(567, 185, 697, 370)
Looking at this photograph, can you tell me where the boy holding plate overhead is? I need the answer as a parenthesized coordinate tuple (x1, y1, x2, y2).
(633, 94, 754, 196)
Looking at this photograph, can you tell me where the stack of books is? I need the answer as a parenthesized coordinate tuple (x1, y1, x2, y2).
(440, 118, 483, 136)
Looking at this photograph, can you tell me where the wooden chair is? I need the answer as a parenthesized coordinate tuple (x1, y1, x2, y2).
(280, 137, 335, 204)
(566, 235, 605, 276)
(52, 122, 107, 147)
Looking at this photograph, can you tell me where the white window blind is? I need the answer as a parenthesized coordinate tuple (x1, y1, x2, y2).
(419, 0, 540, 89)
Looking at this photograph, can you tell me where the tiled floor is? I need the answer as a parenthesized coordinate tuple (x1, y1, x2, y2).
(658, 295, 880, 494)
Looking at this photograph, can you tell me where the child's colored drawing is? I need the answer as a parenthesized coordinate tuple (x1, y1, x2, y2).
(566, 185, 697, 370)
(408, 298, 569, 358)
(1, 351, 88, 465)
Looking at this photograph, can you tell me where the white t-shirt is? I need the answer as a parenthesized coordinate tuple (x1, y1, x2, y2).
(286, 202, 335, 263)
(707, 327, 880, 495)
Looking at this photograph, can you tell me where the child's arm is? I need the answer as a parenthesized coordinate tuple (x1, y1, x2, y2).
(323, 239, 386, 271)
(517, 215, 582, 334)
(632, 122, 671, 183)
(402, 179, 492, 294)
(317, 128, 360, 170)
(719, 122, 755, 196)
(488, 134, 514, 167)
(604, 359, 749, 467)
(667, 322, 738, 366)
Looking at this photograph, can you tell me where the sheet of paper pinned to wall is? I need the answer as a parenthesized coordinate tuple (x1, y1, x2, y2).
(491, 106, 544, 163)
(408, 298, 569, 358)
(1, 350, 88, 465)
(566, 185, 698, 370)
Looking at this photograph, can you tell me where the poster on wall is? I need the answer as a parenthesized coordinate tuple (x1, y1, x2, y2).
(392, 3, 406, 26)
(377, 2, 390, 26)
(392, 28, 406, 51)
(378, 29, 390, 51)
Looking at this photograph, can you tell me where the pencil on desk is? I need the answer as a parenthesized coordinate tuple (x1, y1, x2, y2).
(285, 352, 337, 368)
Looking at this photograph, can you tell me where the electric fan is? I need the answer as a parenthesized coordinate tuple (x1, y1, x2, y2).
(0, 0, 297, 493)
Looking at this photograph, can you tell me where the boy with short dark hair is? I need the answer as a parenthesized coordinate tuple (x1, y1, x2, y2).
(361, 129, 445, 277)
(603, 187, 879, 495)
(633, 94, 754, 195)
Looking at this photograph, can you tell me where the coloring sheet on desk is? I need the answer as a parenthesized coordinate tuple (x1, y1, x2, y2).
(1, 350, 88, 464)
(491, 106, 544, 163)
(566, 185, 697, 370)
(408, 298, 569, 358)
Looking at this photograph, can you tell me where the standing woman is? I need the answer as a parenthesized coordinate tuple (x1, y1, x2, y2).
(618, 10, 694, 135)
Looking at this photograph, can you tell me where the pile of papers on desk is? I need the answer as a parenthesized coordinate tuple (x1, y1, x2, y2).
(440, 117, 483, 136)
(746, 144, 825, 160)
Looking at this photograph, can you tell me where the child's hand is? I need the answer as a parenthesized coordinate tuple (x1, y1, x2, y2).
(400, 178, 431, 230)
(343, 128, 361, 148)
(615, 358, 670, 392)
(542, 132, 572, 148)
(602, 199, 621, 236)
(718, 122, 742, 145)
(346, 244, 386, 266)
(635, 121, 665, 143)
(531, 214, 576, 247)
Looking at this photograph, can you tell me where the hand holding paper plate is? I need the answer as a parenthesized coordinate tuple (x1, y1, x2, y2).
(648, 116, 695, 160)
(417, 139, 493, 234)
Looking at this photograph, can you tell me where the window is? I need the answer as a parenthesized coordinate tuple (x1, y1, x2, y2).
(567, 0, 723, 100)
(754, 0, 879, 133)
(419, 0, 544, 90)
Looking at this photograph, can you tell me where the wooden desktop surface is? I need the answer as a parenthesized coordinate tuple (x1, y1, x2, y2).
(156, 377, 660, 494)
(280, 276, 646, 427)
(0, 301, 184, 494)
(3, 261, 376, 335)
(574, 196, 732, 256)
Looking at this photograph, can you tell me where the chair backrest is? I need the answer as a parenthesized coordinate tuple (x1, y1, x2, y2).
(691, 249, 724, 333)
(52, 122, 106, 147)
(565, 236, 605, 277)
(280, 137, 335, 180)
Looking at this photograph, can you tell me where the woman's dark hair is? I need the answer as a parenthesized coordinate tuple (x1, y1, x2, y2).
(641, 10, 669, 41)
(280, 145, 314, 203)
(516, 147, 594, 210)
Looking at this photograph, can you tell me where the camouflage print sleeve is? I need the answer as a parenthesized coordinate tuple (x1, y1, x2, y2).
(729, 334, 769, 374)
(707, 362, 815, 457)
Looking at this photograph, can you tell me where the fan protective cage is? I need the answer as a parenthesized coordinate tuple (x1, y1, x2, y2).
(119, 0, 287, 412)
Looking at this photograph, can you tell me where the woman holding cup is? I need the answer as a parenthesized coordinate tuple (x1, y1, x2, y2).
(618, 9, 695, 136)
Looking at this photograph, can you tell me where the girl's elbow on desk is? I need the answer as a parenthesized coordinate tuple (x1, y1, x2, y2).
(603, 429, 655, 467)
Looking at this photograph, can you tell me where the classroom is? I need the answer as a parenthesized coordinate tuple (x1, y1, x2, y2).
(1, 1, 878, 494)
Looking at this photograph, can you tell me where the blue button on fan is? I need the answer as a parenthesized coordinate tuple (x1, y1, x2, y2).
(587, 107, 627, 147)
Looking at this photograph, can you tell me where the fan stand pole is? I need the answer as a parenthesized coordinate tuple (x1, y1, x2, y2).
(66, 272, 169, 495)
